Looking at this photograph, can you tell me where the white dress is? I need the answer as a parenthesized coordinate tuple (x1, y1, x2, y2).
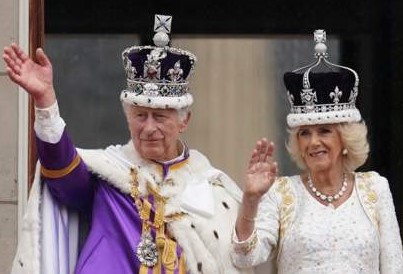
(231, 172, 403, 274)
(279, 185, 379, 273)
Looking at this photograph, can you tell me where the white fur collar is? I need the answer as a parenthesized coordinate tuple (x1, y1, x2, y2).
(77, 141, 219, 217)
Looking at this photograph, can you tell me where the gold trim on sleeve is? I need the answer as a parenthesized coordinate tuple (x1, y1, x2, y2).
(232, 229, 258, 255)
(40, 154, 81, 179)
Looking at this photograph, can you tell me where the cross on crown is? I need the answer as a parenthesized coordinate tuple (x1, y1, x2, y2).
(154, 15, 172, 34)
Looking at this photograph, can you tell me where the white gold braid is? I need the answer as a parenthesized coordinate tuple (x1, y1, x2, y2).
(308, 173, 348, 204)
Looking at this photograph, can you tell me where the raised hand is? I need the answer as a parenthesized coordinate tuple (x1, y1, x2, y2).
(244, 138, 278, 203)
(235, 138, 278, 240)
(3, 43, 56, 107)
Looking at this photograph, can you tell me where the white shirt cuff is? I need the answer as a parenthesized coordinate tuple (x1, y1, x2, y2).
(34, 101, 66, 144)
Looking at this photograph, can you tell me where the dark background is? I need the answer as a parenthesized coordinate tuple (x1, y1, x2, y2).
(45, 0, 403, 234)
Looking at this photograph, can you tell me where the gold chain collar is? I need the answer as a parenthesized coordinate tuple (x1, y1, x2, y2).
(130, 167, 183, 270)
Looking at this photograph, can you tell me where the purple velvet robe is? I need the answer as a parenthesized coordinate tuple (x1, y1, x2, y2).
(37, 130, 187, 274)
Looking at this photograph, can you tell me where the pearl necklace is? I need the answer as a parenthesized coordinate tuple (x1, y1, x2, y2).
(307, 173, 348, 204)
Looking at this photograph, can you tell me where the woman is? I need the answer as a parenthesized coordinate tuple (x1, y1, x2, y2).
(230, 30, 403, 273)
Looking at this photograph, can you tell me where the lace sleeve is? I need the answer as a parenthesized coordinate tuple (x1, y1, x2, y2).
(34, 101, 66, 143)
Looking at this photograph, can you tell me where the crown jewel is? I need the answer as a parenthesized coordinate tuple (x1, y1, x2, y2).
(284, 29, 362, 127)
(153, 15, 171, 47)
(120, 14, 197, 109)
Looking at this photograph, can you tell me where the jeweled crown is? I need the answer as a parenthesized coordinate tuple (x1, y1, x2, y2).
(284, 30, 361, 128)
(120, 15, 197, 109)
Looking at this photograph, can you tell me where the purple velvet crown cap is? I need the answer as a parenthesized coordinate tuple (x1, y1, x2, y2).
(126, 47, 195, 82)
(283, 29, 362, 128)
(284, 70, 356, 108)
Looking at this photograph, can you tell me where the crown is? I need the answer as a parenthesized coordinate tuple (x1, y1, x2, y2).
(120, 14, 197, 109)
(284, 30, 362, 128)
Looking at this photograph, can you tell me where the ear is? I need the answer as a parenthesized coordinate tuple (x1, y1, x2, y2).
(179, 111, 191, 133)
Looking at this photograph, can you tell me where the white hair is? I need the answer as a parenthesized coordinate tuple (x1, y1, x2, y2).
(121, 102, 190, 122)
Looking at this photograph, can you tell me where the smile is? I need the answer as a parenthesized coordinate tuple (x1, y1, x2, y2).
(309, 151, 327, 157)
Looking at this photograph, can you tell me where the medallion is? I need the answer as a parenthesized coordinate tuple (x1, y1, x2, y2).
(136, 232, 158, 267)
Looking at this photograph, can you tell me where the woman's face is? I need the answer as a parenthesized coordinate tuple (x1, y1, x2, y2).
(297, 124, 344, 173)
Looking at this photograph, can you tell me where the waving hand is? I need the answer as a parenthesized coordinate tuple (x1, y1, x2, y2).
(3, 43, 56, 107)
(244, 138, 278, 202)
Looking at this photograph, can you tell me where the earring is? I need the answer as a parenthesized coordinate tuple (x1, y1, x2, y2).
(342, 148, 348, 155)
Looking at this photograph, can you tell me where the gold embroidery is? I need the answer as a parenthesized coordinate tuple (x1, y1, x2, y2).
(276, 177, 295, 240)
(41, 154, 81, 178)
(232, 229, 258, 255)
(368, 191, 378, 203)
(356, 172, 379, 230)
(155, 159, 188, 180)
(283, 195, 294, 206)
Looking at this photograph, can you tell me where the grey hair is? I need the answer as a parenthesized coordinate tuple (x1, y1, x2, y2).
(286, 121, 369, 172)
(121, 102, 190, 122)
(177, 106, 191, 122)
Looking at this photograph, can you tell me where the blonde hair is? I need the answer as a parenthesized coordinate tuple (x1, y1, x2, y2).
(286, 122, 369, 172)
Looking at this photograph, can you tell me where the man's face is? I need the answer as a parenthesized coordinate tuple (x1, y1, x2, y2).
(126, 106, 190, 161)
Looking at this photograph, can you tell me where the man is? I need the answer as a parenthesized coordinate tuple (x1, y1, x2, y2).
(4, 15, 275, 274)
